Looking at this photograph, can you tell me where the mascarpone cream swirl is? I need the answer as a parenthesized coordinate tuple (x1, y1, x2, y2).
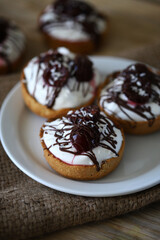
(41, 106, 123, 168)
(39, 0, 107, 43)
(23, 47, 101, 110)
(99, 63, 160, 124)
(0, 17, 25, 67)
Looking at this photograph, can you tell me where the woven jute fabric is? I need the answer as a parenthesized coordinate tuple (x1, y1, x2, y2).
(0, 43, 160, 240)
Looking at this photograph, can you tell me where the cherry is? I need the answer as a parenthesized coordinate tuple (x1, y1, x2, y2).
(122, 63, 152, 104)
(74, 55, 93, 82)
(70, 124, 100, 153)
(69, 106, 100, 153)
(39, 51, 93, 88)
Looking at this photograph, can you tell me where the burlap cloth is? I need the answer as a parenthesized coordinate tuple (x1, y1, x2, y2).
(0, 43, 160, 240)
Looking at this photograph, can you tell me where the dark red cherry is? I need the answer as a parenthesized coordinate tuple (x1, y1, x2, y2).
(122, 63, 152, 104)
(70, 124, 100, 153)
(74, 55, 93, 82)
(0, 18, 9, 43)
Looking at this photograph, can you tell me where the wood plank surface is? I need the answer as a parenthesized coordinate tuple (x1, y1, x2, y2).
(38, 202, 160, 240)
(0, 0, 160, 239)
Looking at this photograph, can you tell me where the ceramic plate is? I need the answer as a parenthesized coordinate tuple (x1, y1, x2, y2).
(0, 56, 160, 197)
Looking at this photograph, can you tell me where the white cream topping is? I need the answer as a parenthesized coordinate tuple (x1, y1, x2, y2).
(39, 4, 107, 41)
(42, 111, 123, 166)
(100, 76, 160, 122)
(0, 22, 25, 64)
(23, 48, 101, 110)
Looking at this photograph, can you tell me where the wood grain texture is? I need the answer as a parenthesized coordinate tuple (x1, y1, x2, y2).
(0, 0, 159, 239)
(37, 202, 160, 240)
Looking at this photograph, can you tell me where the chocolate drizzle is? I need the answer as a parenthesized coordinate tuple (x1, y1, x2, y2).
(31, 50, 94, 108)
(39, 0, 106, 46)
(43, 106, 119, 170)
(122, 63, 152, 104)
(40, 51, 70, 107)
(101, 63, 160, 127)
(54, 0, 93, 17)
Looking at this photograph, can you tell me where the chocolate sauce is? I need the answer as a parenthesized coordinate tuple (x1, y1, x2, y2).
(31, 50, 94, 108)
(69, 105, 100, 124)
(101, 63, 160, 127)
(44, 106, 119, 170)
(40, 0, 106, 46)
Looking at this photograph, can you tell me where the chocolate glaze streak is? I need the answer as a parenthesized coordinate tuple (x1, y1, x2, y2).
(101, 63, 160, 127)
(40, 0, 106, 46)
(44, 106, 118, 171)
(31, 50, 93, 108)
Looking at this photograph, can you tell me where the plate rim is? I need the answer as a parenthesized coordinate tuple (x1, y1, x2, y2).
(0, 56, 160, 197)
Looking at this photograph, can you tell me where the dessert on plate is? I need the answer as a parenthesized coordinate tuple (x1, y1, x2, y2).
(99, 63, 160, 134)
(21, 47, 102, 118)
(40, 105, 125, 180)
(38, 0, 108, 54)
(0, 17, 26, 74)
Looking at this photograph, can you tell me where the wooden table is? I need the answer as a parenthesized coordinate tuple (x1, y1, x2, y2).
(1, 0, 160, 239)
(39, 202, 160, 240)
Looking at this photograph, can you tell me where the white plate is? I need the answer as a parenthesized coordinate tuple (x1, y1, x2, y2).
(0, 56, 160, 197)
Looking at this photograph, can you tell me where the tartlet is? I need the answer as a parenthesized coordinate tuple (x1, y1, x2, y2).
(21, 47, 102, 118)
(99, 63, 160, 134)
(38, 0, 109, 54)
(40, 105, 125, 180)
(0, 17, 25, 74)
